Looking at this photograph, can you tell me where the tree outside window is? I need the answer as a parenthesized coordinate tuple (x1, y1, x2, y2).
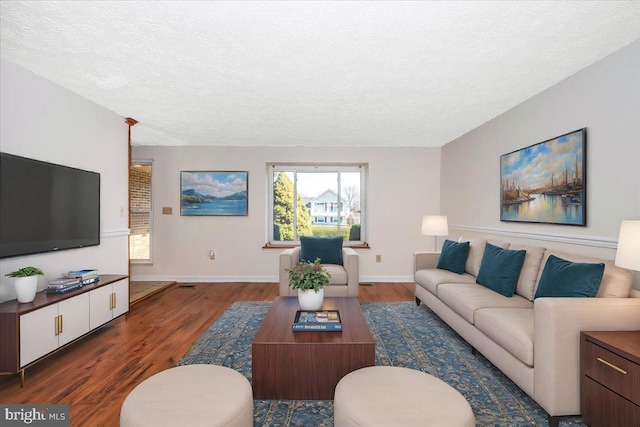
(273, 172, 312, 240)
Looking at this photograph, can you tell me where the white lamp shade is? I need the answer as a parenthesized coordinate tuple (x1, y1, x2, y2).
(615, 220, 640, 271)
(421, 215, 449, 236)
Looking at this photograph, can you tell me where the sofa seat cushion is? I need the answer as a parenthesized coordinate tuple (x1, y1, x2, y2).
(323, 264, 348, 285)
(437, 284, 533, 324)
(414, 269, 476, 295)
(475, 308, 534, 367)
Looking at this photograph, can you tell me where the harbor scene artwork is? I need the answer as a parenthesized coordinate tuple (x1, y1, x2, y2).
(500, 128, 586, 226)
(181, 171, 248, 216)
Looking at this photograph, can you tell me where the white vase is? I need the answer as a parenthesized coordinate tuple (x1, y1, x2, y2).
(297, 288, 324, 311)
(15, 276, 38, 303)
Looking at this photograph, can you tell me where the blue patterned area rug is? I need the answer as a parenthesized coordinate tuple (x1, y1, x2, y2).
(179, 301, 587, 427)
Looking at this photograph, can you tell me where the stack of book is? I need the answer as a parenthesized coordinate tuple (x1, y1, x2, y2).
(46, 277, 82, 294)
(292, 310, 343, 331)
(45, 269, 99, 294)
(64, 269, 99, 285)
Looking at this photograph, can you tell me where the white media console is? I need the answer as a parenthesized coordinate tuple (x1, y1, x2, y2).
(0, 274, 129, 386)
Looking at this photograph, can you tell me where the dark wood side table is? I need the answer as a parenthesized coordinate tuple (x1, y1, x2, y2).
(580, 331, 640, 427)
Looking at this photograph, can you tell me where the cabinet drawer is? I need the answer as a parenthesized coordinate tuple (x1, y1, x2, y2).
(583, 340, 640, 405)
(583, 377, 640, 427)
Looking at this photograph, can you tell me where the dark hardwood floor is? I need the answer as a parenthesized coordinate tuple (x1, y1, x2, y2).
(0, 282, 414, 426)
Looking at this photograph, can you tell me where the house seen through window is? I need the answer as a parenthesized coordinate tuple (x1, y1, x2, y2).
(268, 164, 366, 244)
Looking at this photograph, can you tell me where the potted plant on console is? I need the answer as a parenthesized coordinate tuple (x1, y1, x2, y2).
(5, 266, 44, 303)
(287, 258, 330, 310)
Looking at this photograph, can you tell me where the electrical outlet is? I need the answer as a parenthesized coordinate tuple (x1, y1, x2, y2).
(209, 251, 215, 260)
(376, 254, 382, 263)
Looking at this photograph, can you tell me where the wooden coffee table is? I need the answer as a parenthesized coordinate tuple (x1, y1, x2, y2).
(252, 296, 375, 400)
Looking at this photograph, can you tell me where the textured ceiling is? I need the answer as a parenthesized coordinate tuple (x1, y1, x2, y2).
(1, 1, 640, 147)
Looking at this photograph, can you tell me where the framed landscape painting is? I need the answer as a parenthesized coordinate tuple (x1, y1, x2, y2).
(500, 128, 586, 226)
(181, 171, 248, 216)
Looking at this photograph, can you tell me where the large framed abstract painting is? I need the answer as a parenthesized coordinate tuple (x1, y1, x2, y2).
(181, 171, 248, 216)
(500, 128, 586, 226)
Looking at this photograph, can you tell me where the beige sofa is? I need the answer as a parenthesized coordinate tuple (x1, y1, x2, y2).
(279, 247, 359, 297)
(413, 237, 640, 426)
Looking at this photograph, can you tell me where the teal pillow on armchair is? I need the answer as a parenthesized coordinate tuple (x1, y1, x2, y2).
(300, 236, 344, 265)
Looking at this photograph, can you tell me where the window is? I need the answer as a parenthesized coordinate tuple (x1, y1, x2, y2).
(129, 161, 153, 263)
(268, 164, 366, 245)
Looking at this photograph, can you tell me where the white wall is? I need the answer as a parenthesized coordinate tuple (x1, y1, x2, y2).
(441, 40, 640, 289)
(0, 59, 129, 302)
(130, 145, 441, 282)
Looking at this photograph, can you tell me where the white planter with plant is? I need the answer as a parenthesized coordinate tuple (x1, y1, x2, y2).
(286, 258, 331, 310)
(5, 266, 44, 303)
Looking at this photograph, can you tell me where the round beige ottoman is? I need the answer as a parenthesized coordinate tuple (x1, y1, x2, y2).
(334, 366, 475, 427)
(120, 364, 253, 427)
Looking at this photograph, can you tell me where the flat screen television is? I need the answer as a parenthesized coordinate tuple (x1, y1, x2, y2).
(0, 152, 100, 259)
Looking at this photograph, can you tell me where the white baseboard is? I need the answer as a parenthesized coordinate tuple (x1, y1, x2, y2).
(359, 275, 414, 283)
(130, 275, 278, 282)
(130, 275, 415, 283)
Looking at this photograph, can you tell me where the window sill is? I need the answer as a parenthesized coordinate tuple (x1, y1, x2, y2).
(263, 242, 371, 249)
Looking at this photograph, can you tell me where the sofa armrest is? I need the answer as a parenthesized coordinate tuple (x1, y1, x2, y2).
(279, 247, 301, 296)
(533, 297, 640, 416)
(414, 251, 440, 272)
(342, 247, 359, 297)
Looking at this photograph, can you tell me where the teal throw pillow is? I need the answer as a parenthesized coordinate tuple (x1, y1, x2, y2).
(436, 240, 470, 275)
(300, 236, 343, 265)
(476, 243, 526, 297)
(534, 255, 605, 298)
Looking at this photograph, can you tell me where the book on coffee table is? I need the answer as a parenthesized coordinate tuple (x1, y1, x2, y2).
(292, 310, 342, 331)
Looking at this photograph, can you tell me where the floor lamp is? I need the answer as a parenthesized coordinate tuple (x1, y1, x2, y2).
(615, 220, 640, 273)
(421, 215, 449, 252)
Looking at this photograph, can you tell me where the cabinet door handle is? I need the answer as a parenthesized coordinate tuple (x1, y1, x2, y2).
(54, 315, 63, 335)
(596, 357, 627, 375)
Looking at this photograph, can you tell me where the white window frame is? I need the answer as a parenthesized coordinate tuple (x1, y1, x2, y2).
(267, 163, 367, 246)
(130, 159, 153, 264)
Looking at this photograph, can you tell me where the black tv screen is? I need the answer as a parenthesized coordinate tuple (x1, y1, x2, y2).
(0, 152, 100, 259)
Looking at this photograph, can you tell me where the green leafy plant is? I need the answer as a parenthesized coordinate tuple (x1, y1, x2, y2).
(5, 266, 44, 278)
(286, 258, 330, 293)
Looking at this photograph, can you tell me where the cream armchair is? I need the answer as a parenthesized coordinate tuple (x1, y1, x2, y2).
(279, 246, 360, 297)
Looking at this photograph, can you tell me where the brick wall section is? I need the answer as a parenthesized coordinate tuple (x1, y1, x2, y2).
(129, 166, 151, 237)
(130, 166, 151, 210)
